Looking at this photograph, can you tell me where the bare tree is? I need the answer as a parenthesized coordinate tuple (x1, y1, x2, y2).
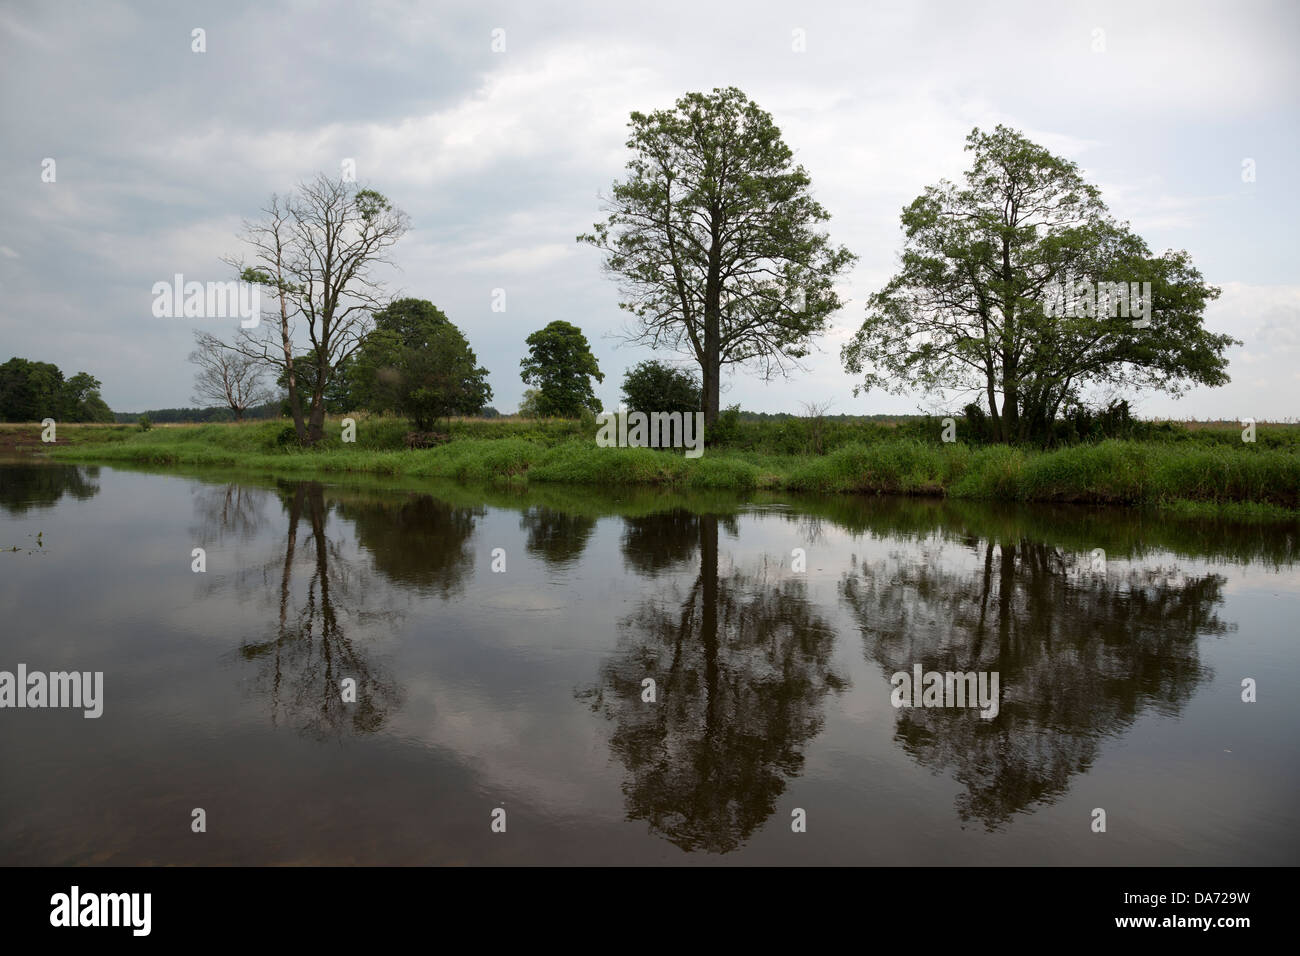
(226, 174, 409, 444)
(222, 194, 306, 437)
(189, 330, 273, 421)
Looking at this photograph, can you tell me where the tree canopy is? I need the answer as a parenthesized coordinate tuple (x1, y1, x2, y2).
(519, 320, 604, 417)
(841, 125, 1236, 443)
(0, 358, 113, 423)
(354, 298, 491, 430)
(621, 359, 701, 414)
(580, 86, 856, 427)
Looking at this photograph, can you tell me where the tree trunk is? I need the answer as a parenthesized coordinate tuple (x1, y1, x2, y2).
(278, 284, 306, 442)
(307, 395, 325, 445)
(985, 373, 1001, 442)
(1002, 352, 1020, 443)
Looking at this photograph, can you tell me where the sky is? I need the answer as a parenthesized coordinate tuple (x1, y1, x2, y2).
(1, 0, 1297, 419)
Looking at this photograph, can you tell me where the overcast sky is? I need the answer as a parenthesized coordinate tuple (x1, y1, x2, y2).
(1, 0, 1297, 418)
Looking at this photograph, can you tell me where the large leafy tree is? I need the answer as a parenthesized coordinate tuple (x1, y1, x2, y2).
(580, 87, 856, 428)
(842, 125, 1237, 443)
(519, 321, 604, 417)
(354, 298, 491, 430)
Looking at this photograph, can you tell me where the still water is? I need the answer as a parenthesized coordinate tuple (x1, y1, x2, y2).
(1, 462, 1297, 864)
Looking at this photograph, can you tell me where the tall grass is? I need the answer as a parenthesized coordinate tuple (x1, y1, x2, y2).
(39, 419, 1300, 512)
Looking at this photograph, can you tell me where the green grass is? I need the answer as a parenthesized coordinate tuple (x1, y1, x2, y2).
(18, 417, 1297, 515)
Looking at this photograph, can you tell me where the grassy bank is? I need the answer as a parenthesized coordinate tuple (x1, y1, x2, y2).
(19, 417, 1298, 514)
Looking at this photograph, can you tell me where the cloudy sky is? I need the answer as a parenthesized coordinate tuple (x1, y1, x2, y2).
(1, 0, 1296, 418)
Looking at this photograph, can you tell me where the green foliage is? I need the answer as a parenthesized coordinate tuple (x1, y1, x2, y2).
(355, 298, 492, 430)
(44, 416, 1300, 514)
(842, 124, 1237, 444)
(0, 358, 114, 422)
(137, 415, 152, 432)
(580, 86, 856, 425)
(621, 360, 700, 414)
(277, 349, 359, 415)
(519, 321, 603, 417)
(706, 404, 743, 446)
(516, 389, 543, 418)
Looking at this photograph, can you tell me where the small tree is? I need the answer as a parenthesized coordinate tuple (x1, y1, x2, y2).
(190, 331, 273, 421)
(354, 298, 491, 431)
(517, 389, 543, 418)
(621, 360, 701, 414)
(519, 321, 604, 417)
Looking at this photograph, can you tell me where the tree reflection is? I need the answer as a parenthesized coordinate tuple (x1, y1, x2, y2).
(238, 482, 401, 738)
(519, 506, 596, 567)
(190, 481, 265, 544)
(0, 464, 99, 515)
(840, 539, 1231, 828)
(585, 512, 846, 853)
(337, 493, 480, 598)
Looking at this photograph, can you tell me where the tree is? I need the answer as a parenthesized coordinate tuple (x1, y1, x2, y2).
(516, 389, 543, 418)
(0, 359, 113, 423)
(189, 331, 273, 421)
(228, 175, 409, 445)
(0, 358, 63, 422)
(276, 348, 360, 415)
(354, 298, 491, 430)
(579, 87, 856, 429)
(621, 359, 701, 414)
(841, 125, 1237, 444)
(519, 321, 603, 417)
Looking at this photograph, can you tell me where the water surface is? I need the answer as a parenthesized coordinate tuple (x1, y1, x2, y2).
(1, 462, 1296, 864)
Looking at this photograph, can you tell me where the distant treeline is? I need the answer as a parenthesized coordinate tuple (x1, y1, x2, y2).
(734, 410, 923, 423)
(113, 402, 282, 424)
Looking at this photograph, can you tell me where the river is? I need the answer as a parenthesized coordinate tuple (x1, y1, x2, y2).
(1, 462, 1296, 864)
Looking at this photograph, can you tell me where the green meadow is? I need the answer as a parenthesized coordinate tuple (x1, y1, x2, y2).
(14, 416, 1297, 517)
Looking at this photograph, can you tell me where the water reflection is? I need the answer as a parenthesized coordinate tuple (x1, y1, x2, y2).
(232, 482, 401, 738)
(585, 511, 847, 853)
(338, 493, 481, 598)
(520, 506, 596, 567)
(839, 539, 1231, 828)
(0, 463, 99, 515)
(190, 481, 265, 544)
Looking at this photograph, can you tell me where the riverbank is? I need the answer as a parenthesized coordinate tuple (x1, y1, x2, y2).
(14, 417, 1297, 516)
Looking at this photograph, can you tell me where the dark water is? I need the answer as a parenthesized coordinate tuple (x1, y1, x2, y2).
(1, 462, 1297, 865)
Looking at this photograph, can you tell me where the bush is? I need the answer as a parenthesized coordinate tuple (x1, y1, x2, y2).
(621, 360, 701, 415)
(707, 405, 743, 446)
(137, 415, 152, 432)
